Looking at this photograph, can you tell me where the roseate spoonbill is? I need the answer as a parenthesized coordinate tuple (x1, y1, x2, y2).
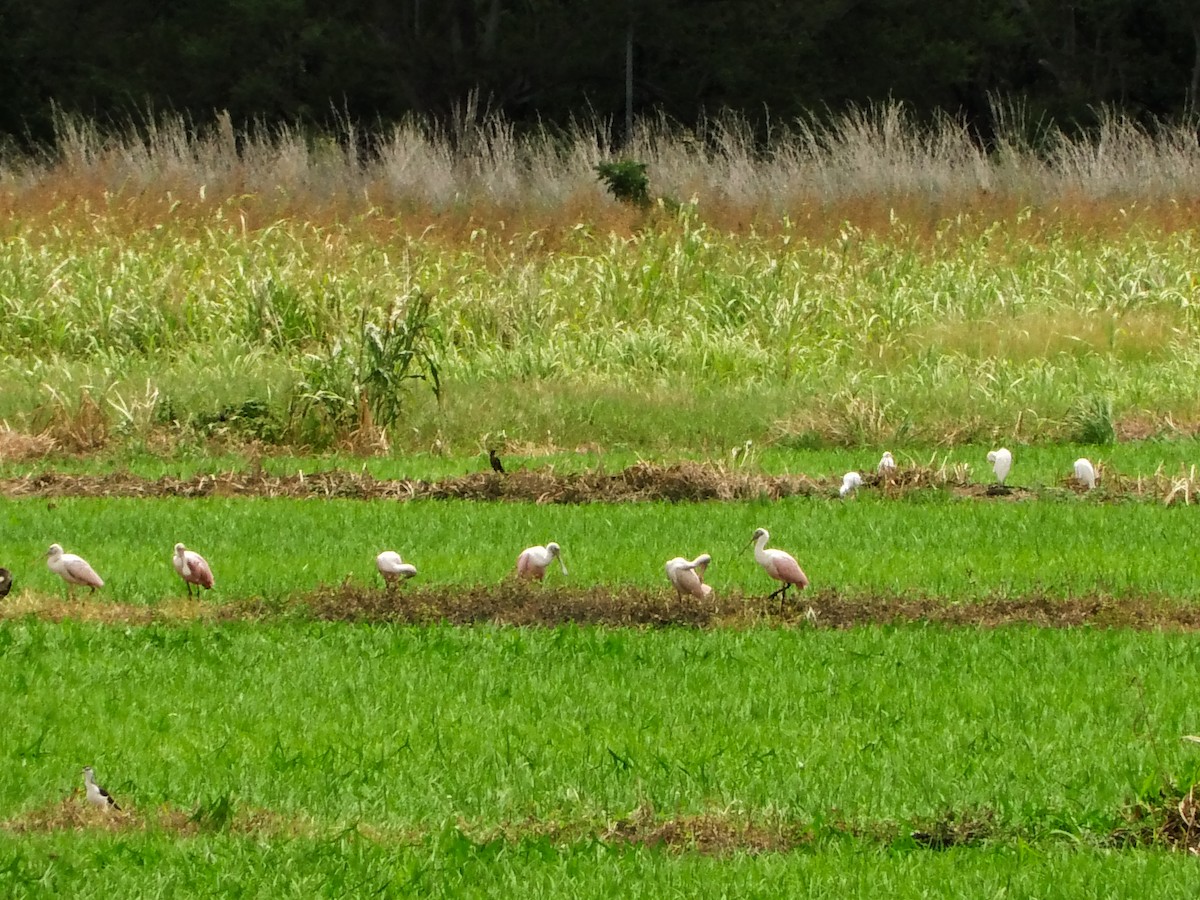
(83, 766, 120, 811)
(878, 451, 897, 474)
(1073, 458, 1096, 490)
(516, 542, 567, 581)
(0, 567, 11, 598)
(46, 544, 103, 597)
(747, 528, 808, 611)
(489, 449, 505, 474)
(665, 554, 713, 601)
(987, 448, 1012, 485)
(376, 550, 417, 587)
(840, 471, 863, 498)
(173, 543, 214, 598)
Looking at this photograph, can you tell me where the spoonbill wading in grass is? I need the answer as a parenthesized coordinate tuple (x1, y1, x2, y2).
(747, 528, 808, 612)
(1074, 457, 1097, 490)
(840, 471, 863, 498)
(665, 554, 713, 602)
(516, 542, 567, 581)
(82, 766, 120, 811)
(0, 567, 11, 598)
(46, 544, 103, 598)
(987, 448, 1012, 486)
(878, 451, 897, 475)
(376, 551, 418, 587)
(173, 543, 214, 598)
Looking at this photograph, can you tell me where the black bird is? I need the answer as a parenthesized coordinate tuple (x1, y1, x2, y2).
(488, 449, 505, 474)
(0, 567, 11, 598)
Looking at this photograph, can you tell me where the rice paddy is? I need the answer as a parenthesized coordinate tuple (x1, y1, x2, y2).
(3, 112, 1200, 894)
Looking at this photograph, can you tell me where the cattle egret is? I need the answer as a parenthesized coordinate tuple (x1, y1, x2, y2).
(376, 550, 418, 587)
(0, 567, 11, 598)
(987, 448, 1012, 485)
(173, 543, 214, 598)
(46, 544, 103, 597)
(747, 527, 809, 611)
(840, 471, 863, 498)
(1074, 458, 1096, 490)
(516, 542, 567, 581)
(82, 766, 120, 811)
(665, 554, 713, 602)
(878, 451, 897, 474)
(489, 449, 505, 474)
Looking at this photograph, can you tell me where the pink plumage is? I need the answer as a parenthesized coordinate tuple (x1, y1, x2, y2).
(748, 528, 809, 610)
(516, 542, 566, 581)
(173, 543, 214, 597)
(46, 544, 103, 597)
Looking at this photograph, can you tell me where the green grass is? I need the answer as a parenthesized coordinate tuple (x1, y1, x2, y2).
(3, 439, 1200, 490)
(3, 494, 1200, 602)
(4, 213, 1200, 452)
(1, 831, 1197, 898)
(1, 622, 1197, 833)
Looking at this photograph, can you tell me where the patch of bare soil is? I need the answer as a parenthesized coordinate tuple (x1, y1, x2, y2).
(4, 461, 1197, 504)
(1111, 782, 1200, 856)
(296, 584, 1200, 631)
(9, 794, 1197, 856)
(9, 586, 1198, 631)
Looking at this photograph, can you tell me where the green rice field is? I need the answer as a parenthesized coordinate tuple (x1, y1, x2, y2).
(4, 114, 1200, 895)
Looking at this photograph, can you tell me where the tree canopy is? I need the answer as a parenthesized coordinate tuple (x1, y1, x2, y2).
(0, 0, 1196, 143)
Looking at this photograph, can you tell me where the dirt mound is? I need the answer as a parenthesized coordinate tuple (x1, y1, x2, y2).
(295, 585, 1200, 631)
(7, 587, 1200, 630)
(3, 461, 1196, 504)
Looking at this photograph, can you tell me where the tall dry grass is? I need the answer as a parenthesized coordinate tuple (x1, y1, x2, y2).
(2, 99, 1200, 242)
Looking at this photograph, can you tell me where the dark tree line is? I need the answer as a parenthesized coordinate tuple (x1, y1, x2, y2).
(0, 0, 1197, 145)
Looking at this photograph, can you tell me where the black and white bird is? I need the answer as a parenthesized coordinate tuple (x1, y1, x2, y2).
(0, 567, 12, 598)
(82, 766, 120, 811)
(488, 448, 505, 474)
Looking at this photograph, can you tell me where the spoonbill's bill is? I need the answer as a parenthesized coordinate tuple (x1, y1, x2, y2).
(840, 471, 863, 498)
(376, 551, 418, 587)
(82, 766, 120, 811)
(747, 528, 808, 611)
(516, 542, 567, 581)
(665, 554, 713, 601)
(46, 544, 103, 597)
(1073, 458, 1096, 490)
(173, 543, 214, 598)
(878, 451, 897, 474)
(0, 567, 11, 598)
(987, 448, 1012, 485)
(489, 449, 505, 474)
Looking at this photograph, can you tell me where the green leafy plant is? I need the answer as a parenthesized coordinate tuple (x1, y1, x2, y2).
(295, 289, 442, 443)
(595, 160, 651, 207)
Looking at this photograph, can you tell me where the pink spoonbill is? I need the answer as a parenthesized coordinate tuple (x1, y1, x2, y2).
(747, 528, 808, 611)
(173, 543, 215, 598)
(665, 554, 713, 602)
(376, 550, 418, 587)
(46, 543, 103, 598)
(516, 542, 567, 581)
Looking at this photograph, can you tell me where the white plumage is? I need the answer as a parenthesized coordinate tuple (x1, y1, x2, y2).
(376, 551, 418, 586)
(1073, 458, 1096, 490)
(987, 448, 1012, 485)
(840, 471, 863, 498)
(878, 451, 897, 474)
(83, 766, 120, 811)
(516, 542, 567, 581)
